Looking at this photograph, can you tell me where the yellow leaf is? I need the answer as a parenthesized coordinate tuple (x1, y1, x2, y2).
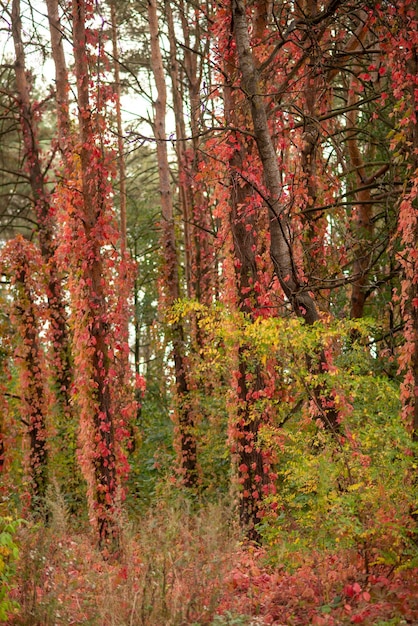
(347, 482, 364, 492)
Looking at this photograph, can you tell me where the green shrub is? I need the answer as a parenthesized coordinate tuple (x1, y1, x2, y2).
(0, 517, 21, 622)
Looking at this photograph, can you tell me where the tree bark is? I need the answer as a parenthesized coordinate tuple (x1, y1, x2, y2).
(166, 0, 216, 305)
(45, 0, 71, 154)
(222, 6, 274, 541)
(17, 265, 48, 514)
(110, 1, 127, 254)
(347, 71, 389, 320)
(405, 27, 418, 438)
(4, 239, 49, 516)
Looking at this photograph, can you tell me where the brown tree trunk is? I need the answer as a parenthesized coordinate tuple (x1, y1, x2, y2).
(347, 77, 389, 320)
(165, 0, 192, 298)
(228, 141, 270, 540)
(297, 0, 328, 283)
(148, 0, 198, 487)
(231, 0, 340, 432)
(18, 268, 48, 514)
(45, 0, 71, 154)
(166, 0, 216, 305)
(223, 13, 272, 540)
(110, 1, 127, 255)
(44, 0, 88, 512)
(405, 37, 418, 438)
(228, 170, 270, 540)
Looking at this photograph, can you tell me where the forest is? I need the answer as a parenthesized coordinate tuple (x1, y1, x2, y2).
(0, 0, 417, 623)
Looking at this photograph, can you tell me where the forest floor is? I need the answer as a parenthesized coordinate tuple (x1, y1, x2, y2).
(6, 498, 418, 626)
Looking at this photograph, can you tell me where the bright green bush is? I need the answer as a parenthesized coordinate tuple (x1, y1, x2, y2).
(0, 517, 21, 622)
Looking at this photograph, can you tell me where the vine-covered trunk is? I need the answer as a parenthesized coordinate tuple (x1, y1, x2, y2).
(12, 0, 72, 420)
(72, 0, 118, 545)
(110, 1, 127, 254)
(223, 63, 271, 539)
(19, 271, 49, 515)
(406, 27, 418, 438)
(403, 20, 418, 438)
(2, 239, 49, 516)
(229, 161, 269, 539)
(231, 0, 340, 432)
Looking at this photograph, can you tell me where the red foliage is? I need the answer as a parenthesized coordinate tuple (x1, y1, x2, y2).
(375, 0, 418, 432)
(217, 547, 418, 625)
(48, 0, 138, 544)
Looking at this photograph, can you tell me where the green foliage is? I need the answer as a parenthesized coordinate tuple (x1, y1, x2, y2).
(0, 517, 22, 622)
(208, 611, 253, 625)
(251, 323, 418, 570)
(125, 375, 175, 512)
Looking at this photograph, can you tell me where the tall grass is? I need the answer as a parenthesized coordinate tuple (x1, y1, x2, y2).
(11, 495, 242, 625)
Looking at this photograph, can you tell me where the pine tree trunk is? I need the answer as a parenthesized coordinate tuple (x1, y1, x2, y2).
(223, 29, 272, 540)
(148, 0, 198, 487)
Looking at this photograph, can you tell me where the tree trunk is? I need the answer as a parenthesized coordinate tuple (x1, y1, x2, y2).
(45, 0, 71, 154)
(17, 266, 48, 515)
(347, 77, 389, 320)
(404, 30, 418, 438)
(148, 0, 198, 487)
(110, 1, 127, 254)
(72, 0, 119, 546)
(232, 0, 340, 432)
(223, 8, 274, 540)
(4, 239, 49, 516)
(166, 0, 216, 306)
(12, 0, 72, 415)
(297, 0, 328, 284)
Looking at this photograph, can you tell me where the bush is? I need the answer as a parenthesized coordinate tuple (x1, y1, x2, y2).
(0, 517, 21, 622)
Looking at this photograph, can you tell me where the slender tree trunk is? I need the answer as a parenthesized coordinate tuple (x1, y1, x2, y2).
(228, 160, 270, 540)
(228, 138, 269, 540)
(223, 12, 273, 540)
(110, 1, 127, 254)
(148, 0, 198, 487)
(404, 32, 418, 438)
(297, 0, 328, 283)
(45, 0, 71, 154)
(165, 0, 192, 298)
(17, 266, 48, 514)
(232, 0, 317, 321)
(166, 0, 216, 306)
(44, 0, 89, 513)
(347, 76, 389, 320)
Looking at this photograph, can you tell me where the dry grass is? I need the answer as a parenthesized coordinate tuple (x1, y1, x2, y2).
(11, 497, 242, 626)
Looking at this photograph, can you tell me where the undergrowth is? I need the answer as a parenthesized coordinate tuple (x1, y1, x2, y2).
(5, 491, 418, 625)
